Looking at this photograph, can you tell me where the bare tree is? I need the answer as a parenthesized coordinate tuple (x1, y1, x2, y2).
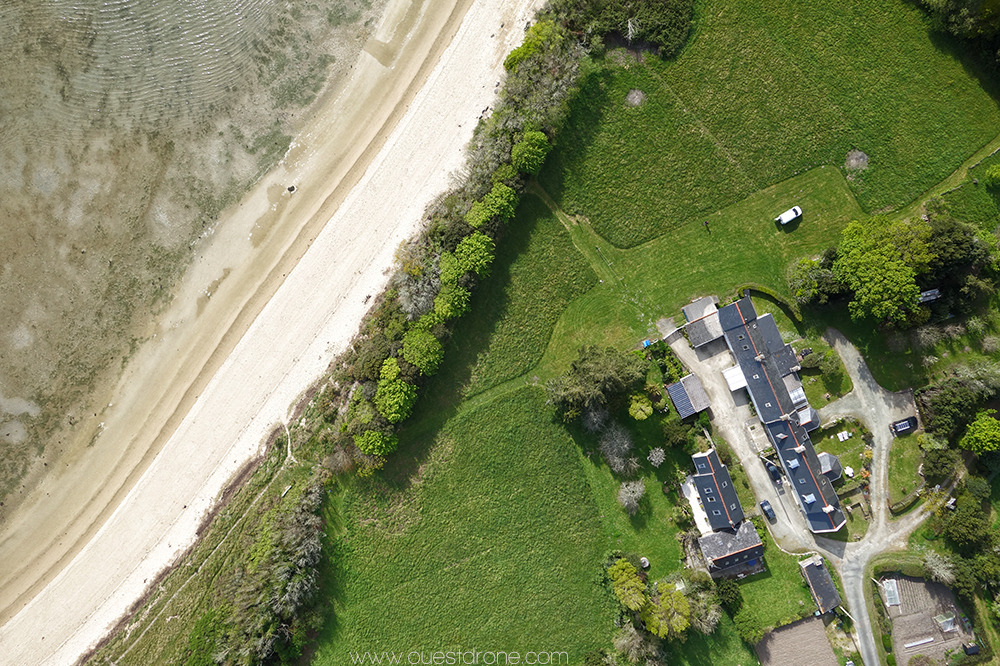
(648, 447, 666, 468)
(601, 421, 635, 475)
(613, 624, 655, 664)
(923, 550, 956, 585)
(583, 406, 609, 433)
(619, 480, 646, 515)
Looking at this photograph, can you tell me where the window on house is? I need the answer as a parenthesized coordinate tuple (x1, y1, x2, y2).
(799, 478, 806, 485)
(707, 496, 716, 503)
(721, 481, 728, 488)
(743, 345, 750, 350)
(712, 510, 721, 516)
(731, 503, 737, 510)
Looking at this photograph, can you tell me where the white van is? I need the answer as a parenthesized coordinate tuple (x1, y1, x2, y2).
(774, 206, 802, 225)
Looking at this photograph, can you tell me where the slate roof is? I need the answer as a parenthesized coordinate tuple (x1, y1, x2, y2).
(691, 449, 744, 530)
(718, 299, 800, 423)
(800, 555, 841, 613)
(719, 296, 845, 534)
(698, 520, 763, 563)
(767, 419, 845, 532)
(683, 297, 724, 347)
(668, 374, 710, 419)
(818, 452, 843, 482)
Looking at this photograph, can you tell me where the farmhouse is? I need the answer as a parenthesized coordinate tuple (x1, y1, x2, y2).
(718, 297, 846, 533)
(691, 449, 744, 530)
(799, 554, 840, 614)
(686, 448, 765, 578)
(697, 520, 764, 579)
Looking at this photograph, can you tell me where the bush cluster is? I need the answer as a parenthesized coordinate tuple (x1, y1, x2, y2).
(313, 16, 588, 474)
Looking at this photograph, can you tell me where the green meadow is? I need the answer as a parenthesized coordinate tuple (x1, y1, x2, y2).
(88, 0, 1000, 661)
(318, 0, 1000, 660)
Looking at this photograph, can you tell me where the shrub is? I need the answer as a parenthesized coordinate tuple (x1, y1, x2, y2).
(618, 480, 646, 515)
(402, 328, 445, 375)
(511, 130, 550, 175)
(881, 634, 893, 652)
(374, 358, 418, 423)
(454, 231, 496, 277)
(733, 606, 765, 644)
(353, 430, 399, 456)
(503, 19, 562, 71)
(628, 393, 653, 420)
(982, 164, 1000, 190)
(433, 283, 471, 320)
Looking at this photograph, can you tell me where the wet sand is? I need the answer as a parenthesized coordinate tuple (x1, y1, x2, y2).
(0, 0, 542, 661)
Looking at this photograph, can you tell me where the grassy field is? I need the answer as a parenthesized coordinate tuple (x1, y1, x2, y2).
(542, 0, 1000, 248)
(313, 388, 614, 660)
(739, 527, 816, 631)
(887, 433, 924, 506)
(454, 195, 597, 399)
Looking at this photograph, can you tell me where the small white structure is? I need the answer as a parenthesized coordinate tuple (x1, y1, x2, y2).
(883, 578, 901, 607)
(774, 205, 803, 225)
(723, 365, 748, 391)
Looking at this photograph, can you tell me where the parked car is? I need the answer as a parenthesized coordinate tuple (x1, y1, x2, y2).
(774, 205, 802, 225)
(760, 500, 776, 521)
(890, 416, 918, 436)
(765, 461, 782, 484)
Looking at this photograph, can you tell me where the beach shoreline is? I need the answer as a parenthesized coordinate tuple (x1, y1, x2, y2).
(0, 0, 542, 661)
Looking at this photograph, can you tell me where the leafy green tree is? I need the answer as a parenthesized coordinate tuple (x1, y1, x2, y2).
(503, 19, 563, 71)
(607, 558, 647, 611)
(787, 251, 844, 305)
(834, 217, 935, 325)
(402, 328, 444, 376)
(960, 409, 1000, 455)
(945, 492, 992, 552)
(920, 0, 1000, 39)
(511, 131, 551, 175)
(433, 283, 471, 320)
(439, 251, 462, 286)
(374, 358, 418, 423)
(464, 183, 519, 228)
(641, 588, 690, 640)
(454, 232, 496, 277)
(715, 578, 743, 613)
(546, 346, 647, 419)
(353, 430, 399, 456)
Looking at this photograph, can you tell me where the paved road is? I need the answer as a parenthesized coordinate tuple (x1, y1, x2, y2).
(673, 327, 933, 666)
(815, 329, 930, 666)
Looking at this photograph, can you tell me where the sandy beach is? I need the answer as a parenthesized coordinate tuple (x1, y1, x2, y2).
(0, 0, 542, 661)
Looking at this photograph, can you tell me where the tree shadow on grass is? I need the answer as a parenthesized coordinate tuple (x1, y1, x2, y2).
(372, 206, 544, 491)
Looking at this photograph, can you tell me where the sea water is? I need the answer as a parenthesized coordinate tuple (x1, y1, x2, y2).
(0, 0, 381, 500)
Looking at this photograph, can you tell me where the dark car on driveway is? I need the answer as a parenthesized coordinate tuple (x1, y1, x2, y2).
(760, 500, 776, 521)
(765, 460, 782, 484)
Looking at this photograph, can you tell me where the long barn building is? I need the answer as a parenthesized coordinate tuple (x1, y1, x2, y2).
(717, 297, 845, 533)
